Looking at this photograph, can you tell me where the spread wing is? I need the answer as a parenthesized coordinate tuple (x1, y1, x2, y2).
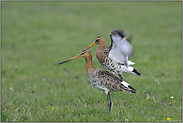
(109, 34, 133, 66)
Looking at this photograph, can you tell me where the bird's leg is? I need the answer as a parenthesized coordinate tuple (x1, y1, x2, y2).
(118, 74, 124, 81)
(105, 92, 112, 115)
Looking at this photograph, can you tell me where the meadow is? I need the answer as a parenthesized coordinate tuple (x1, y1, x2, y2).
(1, 1, 182, 122)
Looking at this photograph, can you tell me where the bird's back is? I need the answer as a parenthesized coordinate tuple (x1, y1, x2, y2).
(88, 68, 136, 94)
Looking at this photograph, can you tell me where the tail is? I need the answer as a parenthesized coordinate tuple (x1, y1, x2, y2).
(127, 66, 141, 76)
(128, 60, 135, 65)
(120, 81, 137, 94)
(132, 68, 141, 76)
(128, 85, 137, 93)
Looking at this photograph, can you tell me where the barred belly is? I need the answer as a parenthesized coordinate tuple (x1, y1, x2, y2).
(97, 54, 123, 75)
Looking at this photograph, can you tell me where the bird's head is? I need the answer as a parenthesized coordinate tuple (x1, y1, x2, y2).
(86, 36, 105, 49)
(59, 49, 92, 65)
(78, 49, 92, 58)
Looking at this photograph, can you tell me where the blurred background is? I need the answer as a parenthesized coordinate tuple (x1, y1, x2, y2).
(1, 1, 182, 122)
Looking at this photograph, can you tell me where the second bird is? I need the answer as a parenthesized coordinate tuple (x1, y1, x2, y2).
(86, 29, 141, 81)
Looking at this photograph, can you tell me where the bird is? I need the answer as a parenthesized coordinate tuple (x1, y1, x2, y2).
(86, 29, 141, 81)
(59, 49, 137, 115)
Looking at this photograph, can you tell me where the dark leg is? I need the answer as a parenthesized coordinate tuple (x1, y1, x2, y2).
(105, 92, 112, 115)
(118, 74, 124, 81)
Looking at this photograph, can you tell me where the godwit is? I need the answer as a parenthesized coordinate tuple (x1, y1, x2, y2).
(86, 29, 141, 81)
(59, 49, 137, 115)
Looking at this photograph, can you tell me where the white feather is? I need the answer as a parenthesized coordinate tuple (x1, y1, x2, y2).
(127, 66, 134, 72)
(109, 35, 133, 65)
(121, 81, 130, 88)
(128, 60, 135, 65)
(111, 35, 133, 56)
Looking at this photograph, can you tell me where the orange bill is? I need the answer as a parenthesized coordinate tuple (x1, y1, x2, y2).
(86, 42, 96, 49)
(59, 54, 80, 65)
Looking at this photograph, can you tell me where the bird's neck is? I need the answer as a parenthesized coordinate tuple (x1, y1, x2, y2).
(96, 42, 106, 56)
(84, 56, 96, 75)
(97, 42, 106, 52)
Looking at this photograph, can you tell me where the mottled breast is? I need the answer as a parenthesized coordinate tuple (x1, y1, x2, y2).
(96, 49, 122, 75)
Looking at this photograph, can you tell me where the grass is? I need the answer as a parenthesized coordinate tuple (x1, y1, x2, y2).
(1, 1, 182, 122)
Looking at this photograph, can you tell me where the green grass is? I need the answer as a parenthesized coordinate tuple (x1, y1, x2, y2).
(1, 1, 182, 122)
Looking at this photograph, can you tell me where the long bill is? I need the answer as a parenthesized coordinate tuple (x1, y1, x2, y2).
(59, 54, 80, 65)
(86, 42, 96, 49)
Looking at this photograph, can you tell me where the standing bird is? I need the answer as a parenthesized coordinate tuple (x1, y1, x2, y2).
(86, 30, 141, 81)
(59, 49, 137, 115)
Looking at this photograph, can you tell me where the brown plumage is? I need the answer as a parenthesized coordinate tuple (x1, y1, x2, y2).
(86, 30, 141, 81)
(59, 49, 136, 114)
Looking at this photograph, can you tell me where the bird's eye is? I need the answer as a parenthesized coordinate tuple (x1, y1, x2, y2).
(81, 51, 86, 55)
(95, 38, 99, 42)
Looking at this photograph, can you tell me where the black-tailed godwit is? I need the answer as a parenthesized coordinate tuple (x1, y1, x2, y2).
(86, 30, 141, 81)
(59, 49, 137, 115)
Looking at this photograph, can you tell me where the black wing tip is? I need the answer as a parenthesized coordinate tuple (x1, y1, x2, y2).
(111, 29, 133, 42)
(111, 29, 125, 38)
